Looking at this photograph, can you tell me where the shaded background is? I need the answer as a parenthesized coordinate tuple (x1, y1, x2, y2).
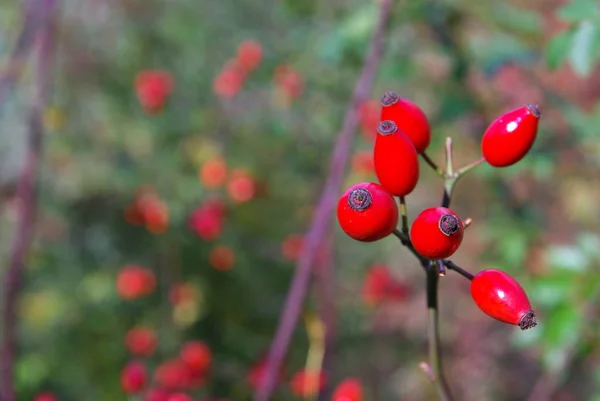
(1, 0, 600, 400)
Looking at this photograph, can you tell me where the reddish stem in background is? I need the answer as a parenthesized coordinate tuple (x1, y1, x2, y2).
(253, 1, 393, 400)
(0, 1, 57, 400)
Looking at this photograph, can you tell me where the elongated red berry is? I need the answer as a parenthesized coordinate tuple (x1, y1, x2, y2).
(471, 269, 536, 330)
(481, 104, 541, 167)
(337, 182, 398, 242)
(373, 121, 419, 196)
(410, 207, 463, 259)
(380, 92, 431, 153)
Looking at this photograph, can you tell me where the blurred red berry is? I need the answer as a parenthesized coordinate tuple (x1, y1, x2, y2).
(362, 265, 408, 306)
(166, 393, 194, 401)
(281, 234, 304, 261)
(274, 64, 304, 101)
(116, 265, 156, 300)
(358, 99, 380, 142)
(121, 361, 147, 394)
(199, 157, 228, 189)
(169, 283, 197, 306)
(154, 359, 191, 390)
(226, 169, 256, 203)
(134, 70, 174, 115)
(188, 207, 223, 241)
(289, 369, 326, 398)
(209, 245, 236, 271)
(180, 341, 212, 373)
(137, 193, 169, 234)
(246, 357, 286, 391)
(125, 326, 157, 357)
(214, 61, 246, 99)
(33, 392, 58, 401)
(332, 378, 363, 401)
(124, 202, 144, 226)
(145, 387, 170, 401)
(351, 151, 375, 175)
(237, 39, 263, 72)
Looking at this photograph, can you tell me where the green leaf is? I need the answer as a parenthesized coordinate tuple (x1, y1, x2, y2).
(568, 20, 600, 76)
(491, 3, 543, 35)
(546, 245, 589, 271)
(546, 30, 574, 69)
(557, 0, 600, 22)
(529, 273, 573, 307)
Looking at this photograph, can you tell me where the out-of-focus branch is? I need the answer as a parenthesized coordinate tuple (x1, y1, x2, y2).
(253, 1, 394, 399)
(0, 1, 57, 400)
(0, 0, 56, 108)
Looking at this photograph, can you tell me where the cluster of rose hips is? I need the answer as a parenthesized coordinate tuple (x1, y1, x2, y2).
(337, 91, 541, 331)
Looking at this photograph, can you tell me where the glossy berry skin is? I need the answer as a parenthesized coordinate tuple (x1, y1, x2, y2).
(373, 120, 420, 197)
(471, 269, 537, 330)
(380, 92, 431, 153)
(337, 182, 398, 242)
(481, 104, 541, 167)
(410, 207, 464, 259)
(332, 377, 364, 401)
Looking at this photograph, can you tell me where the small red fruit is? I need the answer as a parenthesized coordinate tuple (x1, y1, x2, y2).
(180, 341, 212, 373)
(361, 264, 408, 306)
(154, 359, 191, 390)
(481, 104, 541, 167)
(373, 121, 420, 197)
(332, 377, 364, 401)
(166, 393, 194, 401)
(135, 70, 174, 115)
(410, 207, 464, 259)
(116, 265, 157, 300)
(33, 392, 58, 401)
(471, 269, 537, 330)
(380, 92, 431, 153)
(289, 369, 326, 398)
(145, 388, 170, 401)
(337, 182, 398, 242)
(125, 326, 158, 356)
(121, 361, 147, 394)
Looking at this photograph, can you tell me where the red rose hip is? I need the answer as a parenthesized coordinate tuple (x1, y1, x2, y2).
(373, 120, 420, 197)
(410, 207, 464, 259)
(481, 104, 541, 167)
(380, 92, 431, 153)
(337, 182, 398, 242)
(332, 377, 364, 401)
(471, 269, 537, 330)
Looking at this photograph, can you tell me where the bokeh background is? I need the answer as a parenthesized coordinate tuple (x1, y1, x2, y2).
(1, 0, 600, 400)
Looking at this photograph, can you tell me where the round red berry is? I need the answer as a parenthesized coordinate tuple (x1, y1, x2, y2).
(332, 377, 364, 401)
(470, 269, 536, 330)
(180, 341, 212, 373)
(481, 104, 541, 167)
(380, 92, 431, 153)
(373, 121, 420, 197)
(337, 182, 398, 242)
(410, 207, 464, 259)
(121, 361, 147, 394)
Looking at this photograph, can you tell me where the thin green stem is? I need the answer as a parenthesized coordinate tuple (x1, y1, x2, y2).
(455, 156, 485, 178)
(399, 196, 409, 235)
(420, 152, 445, 178)
(427, 266, 455, 401)
(444, 137, 454, 177)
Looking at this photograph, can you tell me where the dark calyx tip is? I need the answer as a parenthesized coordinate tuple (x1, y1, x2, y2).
(348, 188, 372, 211)
(438, 214, 460, 236)
(377, 120, 397, 136)
(518, 310, 537, 331)
(381, 91, 399, 106)
(526, 104, 542, 119)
